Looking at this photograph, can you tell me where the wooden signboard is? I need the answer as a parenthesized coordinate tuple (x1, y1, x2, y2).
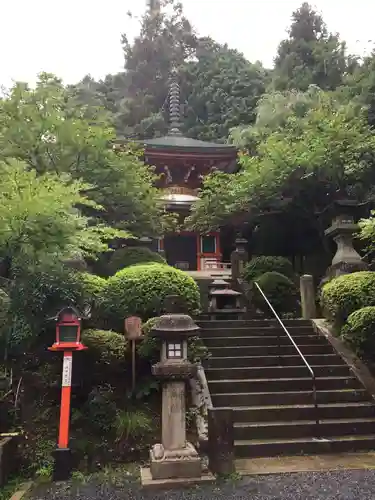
(124, 316, 142, 340)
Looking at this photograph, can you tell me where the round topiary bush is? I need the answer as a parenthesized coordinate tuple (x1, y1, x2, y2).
(242, 255, 296, 283)
(104, 264, 201, 328)
(253, 271, 299, 317)
(108, 246, 166, 275)
(341, 307, 375, 357)
(320, 271, 375, 328)
(81, 329, 128, 384)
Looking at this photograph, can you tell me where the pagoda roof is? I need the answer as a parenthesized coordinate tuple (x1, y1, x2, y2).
(143, 135, 237, 155)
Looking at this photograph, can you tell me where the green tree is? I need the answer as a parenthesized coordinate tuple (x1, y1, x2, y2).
(180, 38, 267, 141)
(272, 2, 354, 91)
(0, 73, 163, 237)
(0, 159, 118, 279)
(340, 50, 375, 127)
(188, 93, 375, 233)
(117, 0, 197, 139)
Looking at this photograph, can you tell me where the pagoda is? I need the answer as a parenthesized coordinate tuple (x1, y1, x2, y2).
(143, 69, 238, 271)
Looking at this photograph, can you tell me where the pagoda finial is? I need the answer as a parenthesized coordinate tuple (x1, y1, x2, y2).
(168, 67, 182, 136)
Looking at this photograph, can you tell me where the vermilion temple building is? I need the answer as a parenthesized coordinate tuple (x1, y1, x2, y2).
(142, 71, 239, 271)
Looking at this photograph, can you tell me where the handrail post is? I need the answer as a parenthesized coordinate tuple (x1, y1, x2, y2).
(254, 281, 319, 434)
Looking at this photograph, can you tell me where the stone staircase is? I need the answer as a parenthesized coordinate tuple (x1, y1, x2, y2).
(198, 318, 375, 457)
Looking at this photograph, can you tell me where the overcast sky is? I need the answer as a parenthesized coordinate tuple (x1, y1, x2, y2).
(1, 0, 374, 89)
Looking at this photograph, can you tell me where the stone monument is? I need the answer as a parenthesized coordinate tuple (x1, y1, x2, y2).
(147, 312, 202, 481)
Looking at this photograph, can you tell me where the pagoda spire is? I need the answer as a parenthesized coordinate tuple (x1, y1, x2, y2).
(168, 67, 182, 136)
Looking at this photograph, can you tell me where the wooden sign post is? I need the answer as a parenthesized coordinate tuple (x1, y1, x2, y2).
(124, 316, 142, 392)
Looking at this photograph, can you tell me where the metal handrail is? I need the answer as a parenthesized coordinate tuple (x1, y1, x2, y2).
(254, 282, 319, 430)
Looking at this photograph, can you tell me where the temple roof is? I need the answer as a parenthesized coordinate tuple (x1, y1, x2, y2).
(143, 135, 237, 154)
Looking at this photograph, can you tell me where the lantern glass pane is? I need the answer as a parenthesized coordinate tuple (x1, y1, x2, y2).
(59, 325, 78, 342)
(167, 342, 182, 359)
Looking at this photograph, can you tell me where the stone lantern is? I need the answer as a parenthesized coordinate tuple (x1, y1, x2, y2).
(230, 235, 249, 280)
(208, 279, 245, 320)
(149, 313, 202, 480)
(324, 200, 369, 279)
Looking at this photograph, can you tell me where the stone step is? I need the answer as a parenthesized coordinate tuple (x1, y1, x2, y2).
(219, 402, 375, 423)
(198, 319, 313, 328)
(200, 326, 315, 338)
(205, 365, 352, 380)
(211, 389, 371, 407)
(207, 354, 345, 368)
(207, 344, 335, 357)
(234, 417, 375, 440)
(235, 434, 375, 458)
(203, 335, 326, 348)
(208, 376, 362, 393)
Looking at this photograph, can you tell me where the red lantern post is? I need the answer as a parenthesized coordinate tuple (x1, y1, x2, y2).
(48, 307, 87, 481)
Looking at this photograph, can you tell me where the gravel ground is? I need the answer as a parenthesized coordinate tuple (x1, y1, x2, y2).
(29, 469, 375, 500)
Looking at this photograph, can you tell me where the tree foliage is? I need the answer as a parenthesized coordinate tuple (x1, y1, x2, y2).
(272, 2, 355, 91)
(0, 74, 163, 237)
(180, 38, 267, 141)
(188, 93, 375, 232)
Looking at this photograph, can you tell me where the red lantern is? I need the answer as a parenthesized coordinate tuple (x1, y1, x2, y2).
(48, 307, 87, 481)
(49, 307, 86, 352)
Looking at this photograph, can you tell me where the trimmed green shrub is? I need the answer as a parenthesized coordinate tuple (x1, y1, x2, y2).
(254, 271, 299, 316)
(341, 307, 375, 357)
(108, 246, 166, 275)
(320, 271, 375, 327)
(82, 329, 127, 365)
(80, 273, 107, 304)
(243, 255, 296, 283)
(104, 264, 200, 327)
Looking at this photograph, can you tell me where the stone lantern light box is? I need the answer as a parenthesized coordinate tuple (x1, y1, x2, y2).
(208, 279, 245, 320)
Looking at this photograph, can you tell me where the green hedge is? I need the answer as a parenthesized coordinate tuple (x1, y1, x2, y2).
(254, 271, 299, 317)
(103, 264, 200, 327)
(108, 246, 165, 275)
(341, 307, 375, 357)
(320, 271, 375, 328)
(243, 255, 296, 283)
(82, 329, 127, 365)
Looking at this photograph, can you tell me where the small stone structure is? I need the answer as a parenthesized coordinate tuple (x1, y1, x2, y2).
(208, 279, 245, 320)
(230, 236, 249, 281)
(148, 313, 202, 480)
(324, 200, 368, 279)
(300, 275, 317, 320)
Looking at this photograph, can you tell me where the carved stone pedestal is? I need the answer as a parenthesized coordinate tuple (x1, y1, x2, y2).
(150, 442, 201, 480)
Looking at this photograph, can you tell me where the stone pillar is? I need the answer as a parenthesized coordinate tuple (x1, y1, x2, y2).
(162, 382, 186, 450)
(231, 236, 249, 281)
(149, 313, 202, 480)
(207, 408, 235, 475)
(300, 275, 317, 320)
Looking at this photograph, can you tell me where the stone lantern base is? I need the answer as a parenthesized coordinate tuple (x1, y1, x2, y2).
(150, 442, 202, 480)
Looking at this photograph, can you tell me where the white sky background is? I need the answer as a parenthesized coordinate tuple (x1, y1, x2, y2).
(0, 0, 374, 89)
